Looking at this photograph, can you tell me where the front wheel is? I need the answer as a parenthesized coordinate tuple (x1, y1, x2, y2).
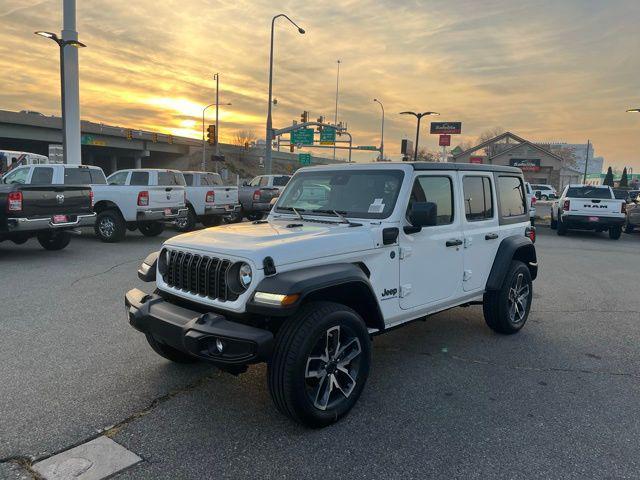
(37, 231, 71, 251)
(609, 225, 622, 240)
(268, 302, 371, 428)
(138, 222, 164, 237)
(483, 260, 533, 335)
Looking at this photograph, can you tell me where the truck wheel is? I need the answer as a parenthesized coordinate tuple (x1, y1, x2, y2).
(202, 216, 223, 228)
(557, 212, 568, 236)
(247, 213, 265, 222)
(268, 301, 371, 428)
(224, 211, 243, 224)
(37, 231, 71, 251)
(175, 208, 197, 232)
(138, 222, 165, 237)
(624, 220, 634, 234)
(541, 195, 549, 201)
(95, 210, 126, 243)
(609, 226, 622, 240)
(550, 213, 557, 230)
(145, 334, 198, 364)
(483, 260, 532, 335)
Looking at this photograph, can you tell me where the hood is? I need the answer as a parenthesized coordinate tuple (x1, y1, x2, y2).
(164, 219, 376, 268)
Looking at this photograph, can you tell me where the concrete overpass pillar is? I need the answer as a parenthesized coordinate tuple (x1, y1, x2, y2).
(134, 155, 142, 169)
(110, 155, 118, 174)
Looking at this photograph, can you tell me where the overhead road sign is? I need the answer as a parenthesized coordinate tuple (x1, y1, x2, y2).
(356, 146, 378, 151)
(298, 153, 312, 165)
(290, 128, 314, 146)
(319, 127, 336, 145)
(430, 122, 462, 135)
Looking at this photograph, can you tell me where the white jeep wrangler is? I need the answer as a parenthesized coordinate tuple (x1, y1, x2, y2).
(126, 162, 537, 427)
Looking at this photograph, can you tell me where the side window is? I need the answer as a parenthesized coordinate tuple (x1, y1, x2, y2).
(64, 168, 93, 185)
(410, 176, 454, 226)
(31, 167, 54, 184)
(248, 177, 260, 187)
(130, 171, 150, 186)
(259, 176, 270, 187)
(183, 174, 194, 186)
(497, 176, 527, 217)
(3, 167, 29, 184)
(463, 176, 494, 221)
(108, 171, 129, 185)
(90, 169, 107, 184)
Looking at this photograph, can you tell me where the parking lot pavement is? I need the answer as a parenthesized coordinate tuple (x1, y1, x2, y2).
(2, 227, 640, 479)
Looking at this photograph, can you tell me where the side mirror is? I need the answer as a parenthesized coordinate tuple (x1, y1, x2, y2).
(406, 201, 437, 233)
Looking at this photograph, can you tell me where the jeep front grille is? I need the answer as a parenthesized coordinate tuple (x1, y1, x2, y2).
(162, 249, 238, 302)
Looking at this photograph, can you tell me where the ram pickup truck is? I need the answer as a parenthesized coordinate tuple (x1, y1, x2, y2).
(0, 169, 95, 250)
(238, 175, 290, 221)
(550, 184, 625, 239)
(126, 162, 537, 427)
(176, 171, 240, 231)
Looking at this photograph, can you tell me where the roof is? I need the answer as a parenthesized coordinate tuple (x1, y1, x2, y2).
(410, 162, 522, 174)
(452, 131, 566, 164)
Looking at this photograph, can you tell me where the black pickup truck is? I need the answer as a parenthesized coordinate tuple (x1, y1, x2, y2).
(0, 183, 95, 250)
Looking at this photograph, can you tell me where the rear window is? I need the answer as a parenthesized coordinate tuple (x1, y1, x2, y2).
(64, 167, 92, 185)
(202, 174, 223, 186)
(273, 176, 290, 187)
(157, 172, 186, 186)
(497, 176, 527, 217)
(130, 171, 150, 186)
(566, 187, 612, 199)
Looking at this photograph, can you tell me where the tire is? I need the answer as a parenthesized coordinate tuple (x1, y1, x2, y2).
(609, 226, 622, 240)
(37, 231, 71, 251)
(557, 212, 568, 236)
(483, 260, 533, 335)
(550, 213, 557, 230)
(95, 210, 126, 243)
(268, 301, 371, 428)
(246, 212, 265, 222)
(138, 222, 165, 237)
(224, 211, 243, 224)
(624, 220, 634, 234)
(541, 195, 548, 201)
(201, 216, 223, 228)
(175, 208, 197, 232)
(145, 334, 199, 364)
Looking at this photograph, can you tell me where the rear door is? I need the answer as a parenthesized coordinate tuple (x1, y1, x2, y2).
(150, 171, 184, 208)
(460, 173, 500, 292)
(398, 171, 464, 310)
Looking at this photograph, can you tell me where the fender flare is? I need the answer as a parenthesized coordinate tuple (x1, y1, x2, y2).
(247, 263, 385, 330)
(485, 236, 538, 291)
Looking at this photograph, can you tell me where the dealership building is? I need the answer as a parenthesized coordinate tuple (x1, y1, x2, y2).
(452, 132, 582, 190)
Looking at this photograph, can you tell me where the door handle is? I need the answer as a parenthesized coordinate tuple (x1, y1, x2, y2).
(485, 233, 499, 240)
(445, 239, 463, 247)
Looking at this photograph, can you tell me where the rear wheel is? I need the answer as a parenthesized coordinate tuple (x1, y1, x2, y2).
(175, 208, 197, 232)
(247, 212, 265, 222)
(541, 194, 549, 201)
(95, 210, 126, 243)
(37, 231, 71, 251)
(145, 334, 198, 363)
(268, 301, 371, 428)
(138, 222, 164, 237)
(624, 219, 635, 234)
(609, 225, 622, 240)
(483, 261, 532, 335)
(550, 212, 557, 230)
(201, 215, 223, 228)
(557, 212, 568, 236)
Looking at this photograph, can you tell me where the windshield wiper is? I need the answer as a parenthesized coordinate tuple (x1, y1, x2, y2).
(277, 206, 306, 220)
(313, 209, 357, 225)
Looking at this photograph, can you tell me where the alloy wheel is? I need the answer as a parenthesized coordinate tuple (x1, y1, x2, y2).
(99, 217, 115, 238)
(507, 273, 529, 324)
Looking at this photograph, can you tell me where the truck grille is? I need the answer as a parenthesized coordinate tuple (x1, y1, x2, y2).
(162, 249, 238, 302)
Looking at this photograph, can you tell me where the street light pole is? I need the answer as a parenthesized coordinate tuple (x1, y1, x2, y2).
(265, 14, 306, 175)
(35, 31, 86, 164)
(214, 73, 220, 156)
(400, 111, 440, 161)
(333, 59, 341, 161)
(374, 98, 385, 161)
(202, 98, 232, 171)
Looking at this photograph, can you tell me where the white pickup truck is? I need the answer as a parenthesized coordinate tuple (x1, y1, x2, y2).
(176, 171, 240, 232)
(94, 169, 187, 242)
(550, 184, 626, 239)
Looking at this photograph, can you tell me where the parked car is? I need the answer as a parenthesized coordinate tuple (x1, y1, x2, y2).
(525, 182, 537, 225)
(530, 184, 557, 200)
(94, 169, 188, 242)
(175, 171, 240, 232)
(1, 166, 95, 250)
(238, 174, 291, 221)
(550, 184, 626, 239)
(613, 188, 640, 204)
(126, 162, 537, 427)
(624, 193, 640, 233)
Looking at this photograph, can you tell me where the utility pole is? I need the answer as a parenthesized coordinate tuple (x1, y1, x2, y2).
(333, 59, 341, 161)
(374, 99, 384, 161)
(582, 139, 590, 184)
(62, 0, 81, 164)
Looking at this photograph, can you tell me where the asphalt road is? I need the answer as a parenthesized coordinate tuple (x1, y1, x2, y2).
(1, 227, 640, 479)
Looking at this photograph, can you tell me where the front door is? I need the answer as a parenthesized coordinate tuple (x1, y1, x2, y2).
(399, 172, 464, 310)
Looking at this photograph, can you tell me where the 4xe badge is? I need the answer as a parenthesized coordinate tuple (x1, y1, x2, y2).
(381, 287, 398, 299)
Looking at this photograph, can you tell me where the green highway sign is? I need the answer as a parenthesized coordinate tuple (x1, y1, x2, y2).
(290, 128, 314, 146)
(298, 153, 312, 165)
(319, 127, 336, 145)
(81, 134, 107, 147)
(356, 145, 378, 151)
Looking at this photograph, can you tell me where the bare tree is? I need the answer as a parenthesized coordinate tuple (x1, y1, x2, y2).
(476, 127, 505, 157)
(234, 129, 257, 148)
(416, 148, 438, 162)
(551, 145, 577, 169)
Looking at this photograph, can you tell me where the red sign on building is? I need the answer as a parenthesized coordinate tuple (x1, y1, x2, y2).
(470, 156, 484, 164)
(439, 134, 451, 147)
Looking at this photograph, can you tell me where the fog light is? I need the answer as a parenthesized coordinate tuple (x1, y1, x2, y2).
(216, 338, 225, 353)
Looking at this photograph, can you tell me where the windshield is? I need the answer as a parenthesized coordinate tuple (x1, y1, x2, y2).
(566, 187, 611, 199)
(275, 169, 404, 219)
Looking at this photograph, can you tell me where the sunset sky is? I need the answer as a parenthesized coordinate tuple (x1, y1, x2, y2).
(1, 0, 639, 167)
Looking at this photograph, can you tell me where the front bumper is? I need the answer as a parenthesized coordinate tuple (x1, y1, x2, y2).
(125, 288, 273, 365)
(6, 213, 96, 232)
(204, 204, 241, 216)
(561, 214, 625, 228)
(137, 208, 188, 222)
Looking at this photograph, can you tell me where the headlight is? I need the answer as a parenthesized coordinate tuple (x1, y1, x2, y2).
(239, 263, 252, 288)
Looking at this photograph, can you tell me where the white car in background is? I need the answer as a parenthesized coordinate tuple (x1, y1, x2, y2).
(530, 184, 557, 200)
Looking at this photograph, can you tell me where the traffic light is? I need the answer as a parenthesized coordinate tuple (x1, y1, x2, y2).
(126, 129, 133, 140)
(300, 111, 309, 123)
(290, 143, 295, 153)
(152, 133, 158, 143)
(207, 125, 216, 145)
